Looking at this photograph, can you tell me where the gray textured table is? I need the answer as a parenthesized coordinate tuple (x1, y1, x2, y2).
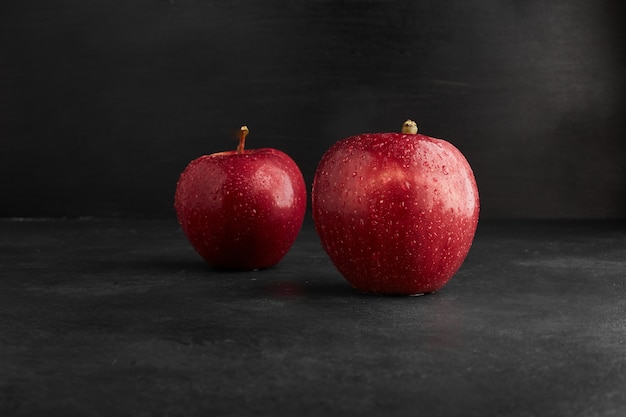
(1, 217, 625, 416)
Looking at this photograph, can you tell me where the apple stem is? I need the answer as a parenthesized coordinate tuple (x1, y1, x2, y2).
(401, 120, 418, 134)
(237, 125, 249, 154)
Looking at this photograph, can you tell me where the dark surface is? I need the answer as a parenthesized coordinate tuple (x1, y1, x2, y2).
(1, 0, 625, 219)
(1, 218, 625, 416)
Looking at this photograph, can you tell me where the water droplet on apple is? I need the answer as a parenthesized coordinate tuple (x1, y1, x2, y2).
(442, 166, 449, 175)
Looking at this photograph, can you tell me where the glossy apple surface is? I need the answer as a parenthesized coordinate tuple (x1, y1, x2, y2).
(175, 142, 307, 270)
(312, 124, 479, 295)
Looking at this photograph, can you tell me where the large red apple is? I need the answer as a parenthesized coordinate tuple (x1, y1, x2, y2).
(312, 120, 479, 295)
(175, 126, 307, 270)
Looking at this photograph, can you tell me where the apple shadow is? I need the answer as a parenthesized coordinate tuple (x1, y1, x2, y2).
(260, 279, 356, 299)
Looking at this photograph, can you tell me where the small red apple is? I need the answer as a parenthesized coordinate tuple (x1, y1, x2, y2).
(312, 120, 479, 295)
(175, 126, 307, 270)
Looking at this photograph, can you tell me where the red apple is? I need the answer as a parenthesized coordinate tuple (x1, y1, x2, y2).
(175, 126, 307, 270)
(312, 120, 479, 295)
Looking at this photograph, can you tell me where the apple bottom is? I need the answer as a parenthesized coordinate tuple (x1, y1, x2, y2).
(181, 210, 301, 271)
(316, 214, 476, 295)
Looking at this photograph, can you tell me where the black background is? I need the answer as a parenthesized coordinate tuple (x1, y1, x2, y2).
(1, 0, 624, 219)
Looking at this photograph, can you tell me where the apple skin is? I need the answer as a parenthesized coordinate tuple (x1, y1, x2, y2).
(312, 131, 479, 295)
(175, 148, 307, 270)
